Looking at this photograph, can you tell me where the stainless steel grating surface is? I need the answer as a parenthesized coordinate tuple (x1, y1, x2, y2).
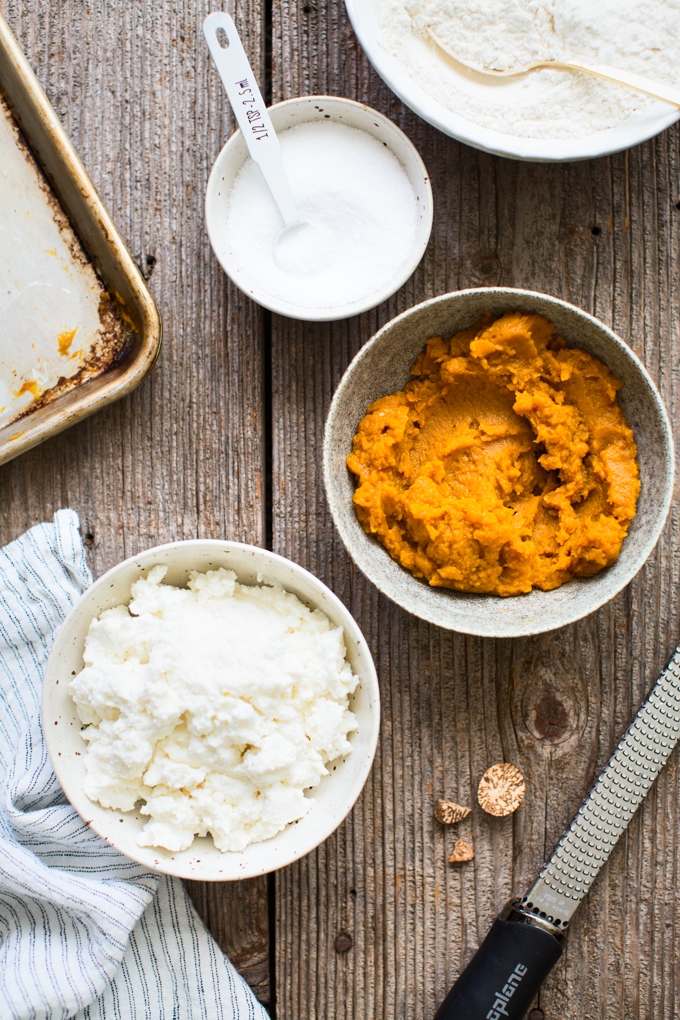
(524, 647, 680, 925)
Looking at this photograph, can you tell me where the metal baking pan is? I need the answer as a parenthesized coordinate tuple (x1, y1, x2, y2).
(0, 12, 161, 466)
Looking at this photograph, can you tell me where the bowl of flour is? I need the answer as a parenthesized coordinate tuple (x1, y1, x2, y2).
(43, 540, 380, 880)
(346, 0, 680, 160)
(205, 95, 432, 319)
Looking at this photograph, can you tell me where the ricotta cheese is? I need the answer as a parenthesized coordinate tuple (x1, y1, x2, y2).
(69, 566, 359, 853)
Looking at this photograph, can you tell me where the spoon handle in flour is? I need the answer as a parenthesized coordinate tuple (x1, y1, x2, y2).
(203, 11, 299, 227)
(574, 61, 680, 107)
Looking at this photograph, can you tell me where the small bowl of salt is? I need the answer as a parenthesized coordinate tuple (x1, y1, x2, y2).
(205, 95, 433, 321)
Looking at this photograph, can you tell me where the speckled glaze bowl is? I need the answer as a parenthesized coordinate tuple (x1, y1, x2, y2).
(43, 540, 380, 880)
(323, 288, 674, 638)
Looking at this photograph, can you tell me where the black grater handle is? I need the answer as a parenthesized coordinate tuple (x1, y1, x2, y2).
(433, 910, 564, 1020)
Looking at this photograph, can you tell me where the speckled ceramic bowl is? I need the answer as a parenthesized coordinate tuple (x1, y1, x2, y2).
(43, 540, 380, 880)
(323, 288, 674, 638)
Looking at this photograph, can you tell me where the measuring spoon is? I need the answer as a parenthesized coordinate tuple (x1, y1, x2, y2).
(426, 26, 680, 108)
(203, 11, 309, 268)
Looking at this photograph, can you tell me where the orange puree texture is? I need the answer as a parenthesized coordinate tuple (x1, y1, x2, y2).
(347, 312, 640, 597)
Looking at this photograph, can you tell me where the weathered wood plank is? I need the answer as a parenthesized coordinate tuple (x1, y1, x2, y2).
(0, 0, 271, 1004)
(186, 876, 271, 1003)
(271, 0, 680, 1017)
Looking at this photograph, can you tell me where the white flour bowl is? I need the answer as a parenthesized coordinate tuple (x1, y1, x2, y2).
(43, 540, 380, 880)
(205, 95, 432, 320)
(344, 0, 680, 162)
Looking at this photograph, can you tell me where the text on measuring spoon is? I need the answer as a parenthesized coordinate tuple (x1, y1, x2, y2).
(236, 78, 269, 140)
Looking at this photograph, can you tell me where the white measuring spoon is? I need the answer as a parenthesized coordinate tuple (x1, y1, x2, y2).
(203, 12, 309, 268)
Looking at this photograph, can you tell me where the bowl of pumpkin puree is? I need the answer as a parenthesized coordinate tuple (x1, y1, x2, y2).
(323, 289, 673, 637)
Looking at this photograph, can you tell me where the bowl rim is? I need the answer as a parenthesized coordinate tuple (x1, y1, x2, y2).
(343, 0, 680, 163)
(323, 287, 675, 636)
(43, 538, 381, 880)
(205, 94, 434, 321)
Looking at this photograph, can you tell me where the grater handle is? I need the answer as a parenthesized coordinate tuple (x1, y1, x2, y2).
(433, 908, 563, 1020)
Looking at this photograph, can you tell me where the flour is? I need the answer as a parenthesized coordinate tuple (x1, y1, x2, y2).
(373, 0, 680, 138)
(226, 120, 418, 311)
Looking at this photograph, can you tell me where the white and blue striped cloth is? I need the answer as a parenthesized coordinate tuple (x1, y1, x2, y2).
(0, 510, 269, 1020)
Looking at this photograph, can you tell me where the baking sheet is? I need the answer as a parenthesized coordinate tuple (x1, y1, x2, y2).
(0, 96, 132, 430)
(0, 11, 160, 465)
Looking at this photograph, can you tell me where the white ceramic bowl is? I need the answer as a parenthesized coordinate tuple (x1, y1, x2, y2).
(344, 0, 680, 162)
(324, 288, 674, 637)
(43, 540, 380, 881)
(205, 95, 433, 320)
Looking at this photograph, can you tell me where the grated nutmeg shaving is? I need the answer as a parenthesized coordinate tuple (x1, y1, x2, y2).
(434, 799, 472, 825)
(449, 839, 474, 863)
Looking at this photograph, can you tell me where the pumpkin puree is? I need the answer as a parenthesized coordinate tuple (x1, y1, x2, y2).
(347, 311, 639, 596)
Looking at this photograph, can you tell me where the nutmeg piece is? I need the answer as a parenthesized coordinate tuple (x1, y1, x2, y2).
(434, 799, 472, 825)
(477, 763, 525, 817)
(449, 839, 474, 863)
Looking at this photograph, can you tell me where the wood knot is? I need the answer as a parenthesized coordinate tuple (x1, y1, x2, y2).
(464, 250, 502, 286)
(134, 252, 157, 281)
(524, 688, 577, 744)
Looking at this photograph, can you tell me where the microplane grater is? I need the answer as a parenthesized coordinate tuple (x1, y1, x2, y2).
(525, 644, 680, 924)
(435, 645, 680, 1020)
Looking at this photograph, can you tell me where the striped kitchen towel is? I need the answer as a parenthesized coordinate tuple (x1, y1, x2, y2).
(0, 509, 269, 1020)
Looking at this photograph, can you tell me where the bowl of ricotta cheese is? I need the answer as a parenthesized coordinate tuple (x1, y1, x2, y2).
(43, 540, 380, 880)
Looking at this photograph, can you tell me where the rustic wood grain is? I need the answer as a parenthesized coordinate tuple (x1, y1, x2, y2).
(0, 0, 271, 1004)
(186, 876, 271, 1002)
(4, 0, 680, 1016)
(271, 1, 680, 1017)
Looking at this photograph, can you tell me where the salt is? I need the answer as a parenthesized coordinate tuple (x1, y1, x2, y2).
(373, 0, 680, 139)
(225, 120, 419, 311)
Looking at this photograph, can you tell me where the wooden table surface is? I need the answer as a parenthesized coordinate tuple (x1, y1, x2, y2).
(2, 2, 680, 1018)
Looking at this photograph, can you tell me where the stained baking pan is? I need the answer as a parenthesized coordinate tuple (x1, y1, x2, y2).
(0, 12, 161, 466)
